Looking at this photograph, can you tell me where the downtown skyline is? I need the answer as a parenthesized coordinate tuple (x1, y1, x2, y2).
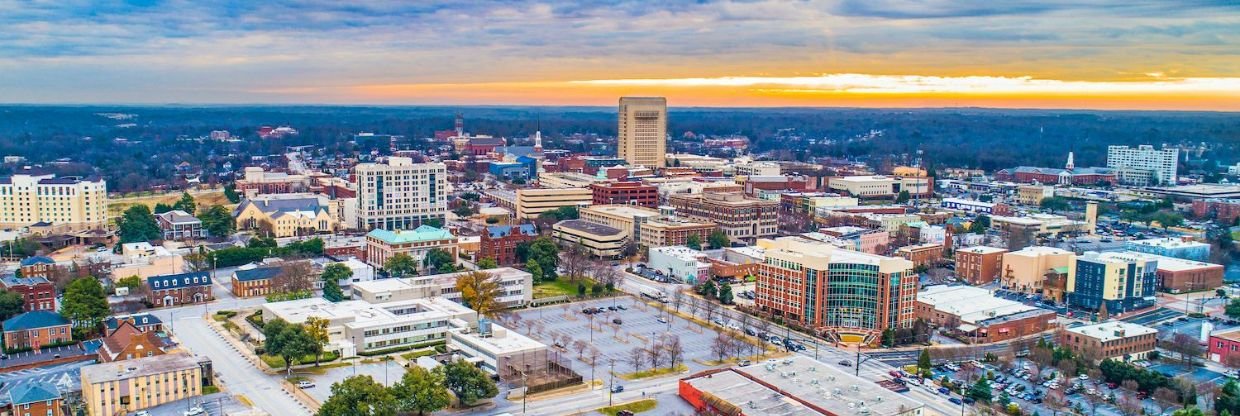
(2, 0, 1238, 110)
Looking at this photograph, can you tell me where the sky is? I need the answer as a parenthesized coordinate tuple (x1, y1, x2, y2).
(1, 0, 1237, 110)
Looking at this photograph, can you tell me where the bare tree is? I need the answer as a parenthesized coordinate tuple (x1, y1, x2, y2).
(629, 346, 646, 373)
(561, 242, 591, 281)
(1152, 387, 1180, 415)
(727, 330, 747, 358)
(703, 299, 720, 323)
(1118, 391, 1143, 416)
(647, 341, 665, 369)
(1044, 388, 1069, 415)
(686, 296, 701, 319)
(271, 261, 317, 294)
(711, 332, 731, 363)
(1057, 358, 1078, 379)
(663, 335, 684, 369)
(572, 340, 589, 358)
(1164, 333, 1203, 367)
(671, 290, 685, 313)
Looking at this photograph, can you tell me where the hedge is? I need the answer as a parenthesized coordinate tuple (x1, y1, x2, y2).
(357, 340, 446, 357)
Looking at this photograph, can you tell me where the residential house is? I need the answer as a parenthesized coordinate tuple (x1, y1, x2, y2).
(155, 210, 206, 240)
(0, 276, 56, 312)
(17, 256, 57, 280)
(2, 311, 72, 350)
(7, 380, 64, 416)
(230, 266, 284, 298)
(146, 271, 213, 307)
(104, 313, 163, 335)
(98, 320, 165, 362)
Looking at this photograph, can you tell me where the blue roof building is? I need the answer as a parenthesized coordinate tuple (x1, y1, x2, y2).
(2, 311, 70, 332)
(7, 380, 62, 407)
(19, 256, 55, 267)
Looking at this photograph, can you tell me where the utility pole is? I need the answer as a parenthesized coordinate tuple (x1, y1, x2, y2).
(609, 360, 616, 407)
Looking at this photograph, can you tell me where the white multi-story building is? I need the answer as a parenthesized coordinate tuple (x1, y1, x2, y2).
(0, 173, 108, 232)
(648, 246, 712, 283)
(350, 267, 533, 308)
(262, 296, 475, 357)
(354, 157, 448, 230)
(1106, 145, 1179, 186)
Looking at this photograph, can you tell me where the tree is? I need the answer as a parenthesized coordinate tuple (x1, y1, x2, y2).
(304, 316, 330, 366)
(685, 234, 702, 250)
(560, 242, 590, 281)
(476, 258, 498, 270)
(970, 214, 991, 234)
(969, 377, 994, 403)
(708, 230, 730, 249)
(711, 332, 731, 362)
(577, 282, 587, 298)
(527, 237, 560, 278)
(271, 261, 316, 295)
(61, 277, 109, 336)
(439, 359, 498, 406)
(629, 346, 645, 372)
(1217, 380, 1240, 416)
(393, 366, 450, 416)
(918, 349, 933, 371)
(0, 290, 24, 321)
(316, 375, 398, 416)
(456, 271, 503, 317)
(700, 280, 718, 299)
(199, 205, 236, 237)
(320, 263, 351, 302)
(118, 205, 161, 243)
(153, 202, 175, 214)
(1228, 298, 1240, 319)
(116, 275, 143, 291)
(384, 253, 417, 277)
(525, 259, 544, 282)
(663, 335, 685, 369)
(718, 283, 734, 305)
(896, 190, 911, 203)
(173, 191, 197, 215)
(1041, 197, 1070, 213)
(223, 182, 240, 203)
(424, 248, 456, 273)
(263, 319, 315, 373)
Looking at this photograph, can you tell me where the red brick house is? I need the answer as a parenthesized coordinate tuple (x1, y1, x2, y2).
(0, 276, 56, 312)
(6, 380, 64, 416)
(1209, 328, 1240, 366)
(480, 224, 538, 266)
(146, 271, 213, 307)
(2, 311, 72, 351)
(98, 320, 165, 362)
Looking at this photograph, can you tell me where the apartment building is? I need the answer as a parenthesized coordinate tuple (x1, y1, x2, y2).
(755, 237, 917, 341)
(354, 157, 447, 230)
(1000, 246, 1075, 294)
(1017, 185, 1055, 206)
(1067, 252, 1158, 313)
(551, 220, 626, 258)
(364, 225, 458, 271)
(146, 271, 213, 307)
(1106, 145, 1179, 186)
(955, 246, 1008, 285)
(0, 275, 56, 312)
(0, 173, 108, 232)
(2, 311, 71, 350)
(667, 191, 777, 245)
(81, 353, 205, 416)
(895, 243, 943, 269)
(351, 267, 533, 308)
(1062, 321, 1157, 361)
(7, 380, 64, 416)
(578, 205, 716, 249)
(230, 266, 285, 298)
(617, 97, 667, 168)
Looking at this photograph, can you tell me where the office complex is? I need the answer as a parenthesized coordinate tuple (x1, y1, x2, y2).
(578, 204, 716, 249)
(915, 285, 1056, 343)
(1106, 145, 1179, 186)
(668, 191, 778, 245)
(81, 353, 206, 416)
(354, 157, 447, 230)
(551, 219, 626, 258)
(1066, 252, 1158, 313)
(364, 225, 458, 271)
(1063, 321, 1157, 361)
(0, 173, 108, 232)
(617, 97, 667, 168)
(755, 237, 917, 342)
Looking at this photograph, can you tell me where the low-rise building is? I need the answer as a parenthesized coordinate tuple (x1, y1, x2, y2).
(80, 353, 205, 416)
(940, 198, 995, 214)
(667, 191, 777, 244)
(578, 204, 716, 249)
(364, 225, 458, 272)
(1017, 185, 1055, 205)
(647, 246, 711, 284)
(98, 320, 165, 362)
(915, 286, 1056, 343)
(2, 311, 72, 350)
(18, 256, 57, 280)
(513, 187, 592, 219)
(479, 224, 537, 266)
(1123, 237, 1210, 262)
(7, 380, 64, 416)
(827, 175, 932, 199)
(230, 266, 284, 298)
(1144, 254, 1224, 293)
(1208, 327, 1240, 365)
(590, 181, 658, 207)
(104, 313, 163, 334)
(955, 246, 1007, 285)
(0, 275, 56, 312)
(895, 243, 943, 268)
(679, 355, 925, 416)
(261, 297, 475, 357)
(447, 321, 547, 380)
(537, 172, 606, 189)
(155, 210, 206, 240)
(551, 220, 625, 258)
(146, 271, 213, 307)
(351, 267, 533, 308)
(1062, 321, 1157, 361)
(1191, 198, 1240, 224)
(233, 194, 338, 237)
(1001, 246, 1075, 294)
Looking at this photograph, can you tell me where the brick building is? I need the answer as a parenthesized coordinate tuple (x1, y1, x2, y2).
(17, 256, 57, 280)
(915, 285, 1056, 343)
(2, 311, 72, 350)
(1062, 321, 1157, 361)
(104, 313, 163, 334)
(1209, 328, 1240, 366)
(590, 181, 658, 208)
(895, 243, 943, 269)
(479, 224, 537, 266)
(98, 320, 165, 362)
(146, 271, 213, 307)
(1149, 255, 1225, 293)
(230, 266, 284, 298)
(667, 191, 778, 245)
(955, 246, 1008, 285)
(0, 275, 56, 312)
(1192, 199, 1240, 224)
(6, 380, 64, 416)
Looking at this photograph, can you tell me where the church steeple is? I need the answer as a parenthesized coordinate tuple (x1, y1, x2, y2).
(1066, 151, 1075, 171)
(533, 118, 543, 153)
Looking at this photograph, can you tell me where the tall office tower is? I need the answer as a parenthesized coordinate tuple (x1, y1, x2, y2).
(1106, 145, 1179, 186)
(617, 97, 668, 168)
(0, 173, 108, 232)
(354, 157, 447, 230)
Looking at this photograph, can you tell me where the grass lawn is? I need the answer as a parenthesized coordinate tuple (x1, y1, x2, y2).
(597, 399, 657, 416)
(617, 364, 686, 381)
(400, 348, 437, 361)
(202, 385, 221, 395)
(533, 279, 580, 299)
(1232, 230, 1240, 241)
(107, 189, 232, 218)
(260, 351, 339, 369)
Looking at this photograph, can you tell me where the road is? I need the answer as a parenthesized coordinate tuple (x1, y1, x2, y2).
(145, 295, 311, 416)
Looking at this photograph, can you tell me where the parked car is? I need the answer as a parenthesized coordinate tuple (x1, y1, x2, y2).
(657, 316, 668, 324)
(613, 318, 623, 325)
(611, 385, 625, 393)
(938, 387, 950, 395)
(184, 407, 205, 416)
(839, 360, 853, 367)
(949, 397, 963, 405)
(297, 381, 315, 388)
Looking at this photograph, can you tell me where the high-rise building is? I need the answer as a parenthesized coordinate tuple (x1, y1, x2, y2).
(617, 97, 667, 168)
(1106, 145, 1179, 186)
(354, 157, 447, 230)
(755, 237, 917, 341)
(1067, 251, 1158, 313)
(0, 173, 108, 232)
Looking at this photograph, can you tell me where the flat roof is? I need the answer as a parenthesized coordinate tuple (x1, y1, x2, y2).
(1126, 237, 1209, 249)
(450, 323, 545, 354)
(81, 353, 201, 384)
(1006, 246, 1073, 257)
(958, 246, 1007, 255)
(685, 355, 924, 416)
(1066, 321, 1157, 342)
(555, 219, 624, 236)
(1116, 251, 1221, 272)
(583, 204, 660, 218)
(918, 286, 1046, 325)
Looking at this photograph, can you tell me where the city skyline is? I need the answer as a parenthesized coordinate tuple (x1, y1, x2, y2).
(2, 1, 1238, 110)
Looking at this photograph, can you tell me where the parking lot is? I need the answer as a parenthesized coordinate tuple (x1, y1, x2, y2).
(502, 297, 733, 379)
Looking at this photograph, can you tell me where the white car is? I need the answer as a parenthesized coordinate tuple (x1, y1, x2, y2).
(184, 406, 205, 416)
(297, 380, 315, 389)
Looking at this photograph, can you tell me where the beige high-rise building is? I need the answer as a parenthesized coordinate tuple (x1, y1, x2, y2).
(0, 173, 108, 232)
(617, 97, 667, 168)
(354, 157, 448, 230)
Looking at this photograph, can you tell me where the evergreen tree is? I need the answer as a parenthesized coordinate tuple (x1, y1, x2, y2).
(439, 359, 499, 406)
(118, 205, 161, 243)
(708, 230, 730, 249)
(718, 283, 734, 304)
(918, 349, 932, 371)
(61, 278, 110, 336)
(320, 263, 351, 302)
(173, 192, 197, 215)
(685, 234, 702, 250)
(393, 366, 450, 416)
(316, 375, 398, 416)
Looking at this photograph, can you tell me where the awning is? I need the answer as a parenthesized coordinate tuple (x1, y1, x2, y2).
(957, 324, 979, 332)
